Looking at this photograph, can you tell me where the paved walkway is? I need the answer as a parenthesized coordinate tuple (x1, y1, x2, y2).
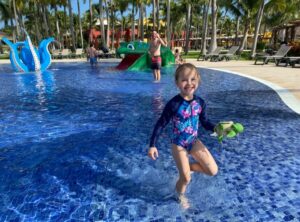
(188, 59, 300, 100)
(187, 59, 300, 114)
(1, 58, 299, 114)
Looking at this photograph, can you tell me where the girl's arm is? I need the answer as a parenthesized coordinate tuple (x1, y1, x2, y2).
(149, 101, 173, 148)
(199, 99, 215, 132)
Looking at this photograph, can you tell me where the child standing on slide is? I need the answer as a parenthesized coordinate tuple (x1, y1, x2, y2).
(148, 63, 218, 209)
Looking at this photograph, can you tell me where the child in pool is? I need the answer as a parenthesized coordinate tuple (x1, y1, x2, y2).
(148, 63, 218, 209)
(148, 31, 167, 82)
(174, 48, 184, 64)
(87, 43, 98, 66)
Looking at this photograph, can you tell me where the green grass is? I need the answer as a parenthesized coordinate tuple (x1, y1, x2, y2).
(182, 51, 200, 59)
(0, 54, 9, 59)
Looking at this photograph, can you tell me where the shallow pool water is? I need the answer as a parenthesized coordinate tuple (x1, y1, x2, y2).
(0, 62, 299, 221)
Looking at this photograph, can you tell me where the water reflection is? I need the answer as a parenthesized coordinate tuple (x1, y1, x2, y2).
(16, 70, 56, 107)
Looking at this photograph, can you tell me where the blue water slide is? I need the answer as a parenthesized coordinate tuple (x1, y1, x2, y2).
(38, 37, 55, 71)
(1, 37, 29, 72)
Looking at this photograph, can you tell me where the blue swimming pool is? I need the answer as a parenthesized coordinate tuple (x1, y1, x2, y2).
(0, 62, 299, 221)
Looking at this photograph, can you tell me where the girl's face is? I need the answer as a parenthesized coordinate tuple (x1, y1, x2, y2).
(176, 68, 199, 99)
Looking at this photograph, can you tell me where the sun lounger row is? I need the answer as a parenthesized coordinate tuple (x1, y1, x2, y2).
(197, 46, 240, 62)
(51, 48, 116, 59)
(51, 49, 85, 59)
(254, 45, 299, 68)
(254, 45, 292, 65)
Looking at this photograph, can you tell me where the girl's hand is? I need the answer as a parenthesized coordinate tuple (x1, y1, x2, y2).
(148, 147, 159, 160)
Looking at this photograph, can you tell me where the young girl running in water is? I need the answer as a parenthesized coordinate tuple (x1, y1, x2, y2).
(148, 63, 218, 209)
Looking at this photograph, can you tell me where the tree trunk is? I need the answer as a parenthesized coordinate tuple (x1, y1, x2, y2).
(112, 10, 115, 48)
(33, 1, 41, 43)
(12, 0, 20, 39)
(184, 3, 191, 54)
(218, 9, 228, 45)
(42, 5, 50, 37)
(139, 3, 144, 40)
(201, 2, 209, 56)
(45, 5, 52, 36)
(166, 0, 171, 47)
(121, 13, 124, 41)
(63, 5, 68, 48)
(209, 0, 217, 53)
(89, 0, 93, 30)
(105, 0, 110, 47)
(156, 0, 160, 31)
(235, 16, 240, 45)
(131, 1, 135, 41)
(251, 0, 265, 58)
(238, 16, 250, 52)
(77, 0, 84, 48)
(68, 0, 76, 51)
(99, 0, 106, 47)
(152, 0, 156, 31)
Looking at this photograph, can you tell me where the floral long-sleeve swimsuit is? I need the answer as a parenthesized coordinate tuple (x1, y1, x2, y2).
(150, 94, 215, 151)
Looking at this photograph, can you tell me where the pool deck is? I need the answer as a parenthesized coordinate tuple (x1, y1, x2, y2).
(1, 58, 299, 114)
(188, 59, 300, 114)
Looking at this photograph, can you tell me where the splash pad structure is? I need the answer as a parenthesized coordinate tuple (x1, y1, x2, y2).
(1, 30, 55, 72)
(116, 41, 175, 71)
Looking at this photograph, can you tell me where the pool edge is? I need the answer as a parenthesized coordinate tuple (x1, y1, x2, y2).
(196, 66, 300, 115)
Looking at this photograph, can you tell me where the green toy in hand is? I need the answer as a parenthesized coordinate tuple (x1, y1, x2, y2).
(214, 121, 244, 143)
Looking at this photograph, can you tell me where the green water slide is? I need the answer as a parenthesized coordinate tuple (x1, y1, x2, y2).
(116, 41, 175, 71)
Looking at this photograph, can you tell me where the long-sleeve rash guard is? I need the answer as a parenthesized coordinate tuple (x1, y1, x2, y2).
(150, 94, 215, 150)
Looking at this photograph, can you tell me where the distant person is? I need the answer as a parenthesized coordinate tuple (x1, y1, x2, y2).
(148, 31, 167, 82)
(87, 43, 98, 66)
(174, 48, 184, 64)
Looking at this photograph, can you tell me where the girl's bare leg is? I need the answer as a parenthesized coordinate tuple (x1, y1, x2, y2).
(152, 70, 156, 80)
(189, 140, 218, 176)
(157, 70, 161, 81)
(171, 144, 191, 194)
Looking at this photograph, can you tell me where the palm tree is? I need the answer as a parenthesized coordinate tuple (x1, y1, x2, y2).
(12, 0, 21, 39)
(201, 0, 210, 56)
(67, 0, 76, 51)
(115, 0, 129, 41)
(166, 0, 171, 46)
(77, 0, 84, 48)
(0, 0, 10, 27)
(184, 2, 191, 54)
(209, 0, 217, 53)
(98, 0, 106, 46)
(229, 0, 257, 52)
(251, 0, 265, 58)
(104, 0, 110, 47)
(152, 0, 156, 31)
(89, 0, 93, 30)
(130, 0, 135, 41)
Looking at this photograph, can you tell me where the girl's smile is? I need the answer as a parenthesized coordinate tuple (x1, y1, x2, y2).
(176, 68, 199, 100)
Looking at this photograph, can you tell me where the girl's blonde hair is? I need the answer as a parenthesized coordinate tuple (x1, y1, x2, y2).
(174, 63, 201, 83)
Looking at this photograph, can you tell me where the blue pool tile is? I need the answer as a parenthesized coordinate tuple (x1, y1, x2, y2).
(0, 63, 299, 221)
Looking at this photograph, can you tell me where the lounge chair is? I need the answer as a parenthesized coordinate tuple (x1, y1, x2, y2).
(98, 46, 116, 58)
(289, 57, 300, 68)
(60, 49, 71, 59)
(211, 46, 240, 62)
(278, 56, 300, 68)
(254, 45, 292, 65)
(51, 50, 61, 59)
(197, 47, 223, 61)
(70, 48, 84, 58)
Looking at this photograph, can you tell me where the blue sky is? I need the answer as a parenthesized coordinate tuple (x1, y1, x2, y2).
(0, 1, 92, 29)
